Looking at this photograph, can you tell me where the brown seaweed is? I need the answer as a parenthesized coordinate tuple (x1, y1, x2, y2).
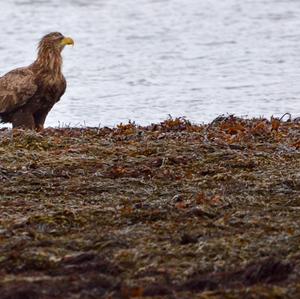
(0, 116, 299, 298)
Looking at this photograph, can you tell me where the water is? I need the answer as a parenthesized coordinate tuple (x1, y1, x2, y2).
(1, 0, 300, 127)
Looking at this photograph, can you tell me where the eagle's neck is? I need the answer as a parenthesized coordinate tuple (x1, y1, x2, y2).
(34, 47, 63, 79)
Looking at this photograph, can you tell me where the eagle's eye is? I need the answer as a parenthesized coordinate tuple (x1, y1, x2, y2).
(48, 33, 64, 42)
(56, 36, 64, 42)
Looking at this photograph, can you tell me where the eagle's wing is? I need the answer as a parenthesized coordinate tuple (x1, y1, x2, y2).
(0, 67, 38, 113)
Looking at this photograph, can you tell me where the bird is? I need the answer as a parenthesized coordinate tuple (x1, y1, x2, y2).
(0, 32, 74, 130)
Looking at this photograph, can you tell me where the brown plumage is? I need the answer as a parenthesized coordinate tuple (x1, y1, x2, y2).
(0, 32, 74, 129)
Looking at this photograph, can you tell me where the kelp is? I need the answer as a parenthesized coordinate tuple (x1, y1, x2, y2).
(0, 115, 300, 298)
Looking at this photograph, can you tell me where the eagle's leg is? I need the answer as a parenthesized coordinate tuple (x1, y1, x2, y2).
(34, 107, 51, 131)
(11, 109, 35, 129)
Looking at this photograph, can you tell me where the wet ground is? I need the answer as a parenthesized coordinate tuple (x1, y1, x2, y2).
(0, 116, 300, 298)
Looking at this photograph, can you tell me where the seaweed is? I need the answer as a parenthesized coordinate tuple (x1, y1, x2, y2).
(0, 116, 299, 298)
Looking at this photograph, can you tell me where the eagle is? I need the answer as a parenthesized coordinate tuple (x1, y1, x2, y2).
(0, 32, 74, 130)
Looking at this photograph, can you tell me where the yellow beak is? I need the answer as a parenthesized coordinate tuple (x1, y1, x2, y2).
(61, 37, 74, 46)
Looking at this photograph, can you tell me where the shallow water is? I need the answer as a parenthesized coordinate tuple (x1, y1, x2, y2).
(1, 0, 300, 127)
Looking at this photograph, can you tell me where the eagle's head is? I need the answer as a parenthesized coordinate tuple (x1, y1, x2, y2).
(35, 32, 74, 74)
(38, 32, 74, 53)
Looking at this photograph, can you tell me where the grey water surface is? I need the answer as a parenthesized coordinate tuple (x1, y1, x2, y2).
(1, 0, 300, 127)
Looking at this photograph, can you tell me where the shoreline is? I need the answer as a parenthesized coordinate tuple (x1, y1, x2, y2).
(0, 116, 299, 298)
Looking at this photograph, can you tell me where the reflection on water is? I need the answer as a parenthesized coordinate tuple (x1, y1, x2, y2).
(1, 0, 300, 127)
